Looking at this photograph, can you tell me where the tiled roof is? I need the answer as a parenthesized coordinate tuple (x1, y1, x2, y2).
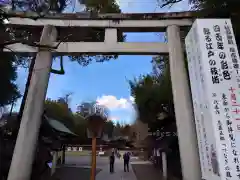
(43, 115, 77, 136)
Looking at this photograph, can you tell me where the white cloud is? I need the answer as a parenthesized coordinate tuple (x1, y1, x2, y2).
(96, 95, 134, 110)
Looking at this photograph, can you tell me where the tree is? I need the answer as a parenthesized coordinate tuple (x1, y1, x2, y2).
(73, 113, 88, 142)
(1, 0, 124, 66)
(0, 0, 123, 118)
(112, 122, 122, 137)
(0, 52, 21, 106)
(76, 101, 95, 117)
(44, 97, 75, 130)
(129, 55, 175, 130)
(44, 97, 93, 143)
(120, 124, 132, 137)
(44, 98, 91, 142)
(103, 120, 114, 138)
(75, 101, 111, 139)
(70, 0, 124, 66)
(0, 97, 78, 180)
(0, 0, 66, 117)
(1, 0, 124, 130)
(10, 0, 67, 13)
(82, 0, 120, 13)
(129, 56, 181, 176)
(192, 0, 240, 50)
(77, 101, 109, 118)
(157, 0, 240, 49)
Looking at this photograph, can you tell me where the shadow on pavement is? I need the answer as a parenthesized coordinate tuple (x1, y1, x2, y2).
(132, 164, 162, 180)
(52, 167, 101, 180)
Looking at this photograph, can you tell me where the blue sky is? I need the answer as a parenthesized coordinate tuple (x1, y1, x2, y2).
(15, 0, 189, 124)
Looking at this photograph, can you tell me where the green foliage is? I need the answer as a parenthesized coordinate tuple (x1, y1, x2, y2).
(76, 101, 109, 119)
(44, 98, 87, 139)
(45, 98, 114, 141)
(76, 101, 96, 117)
(70, 54, 119, 67)
(0, 0, 122, 119)
(73, 114, 116, 140)
(82, 0, 121, 13)
(70, 0, 124, 66)
(11, 0, 121, 14)
(103, 120, 115, 137)
(73, 113, 88, 140)
(191, 0, 240, 50)
(129, 55, 174, 124)
(75, 101, 114, 138)
(44, 98, 75, 130)
(158, 0, 240, 49)
(11, 0, 67, 13)
(0, 53, 21, 106)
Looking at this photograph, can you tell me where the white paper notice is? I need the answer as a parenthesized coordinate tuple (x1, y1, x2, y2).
(185, 19, 240, 180)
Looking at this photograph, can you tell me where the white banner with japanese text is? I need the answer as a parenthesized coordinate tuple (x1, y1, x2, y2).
(185, 19, 240, 180)
(186, 20, 217, 180)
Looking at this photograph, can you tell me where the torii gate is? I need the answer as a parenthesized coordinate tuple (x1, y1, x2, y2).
(4, 11, 201, 180)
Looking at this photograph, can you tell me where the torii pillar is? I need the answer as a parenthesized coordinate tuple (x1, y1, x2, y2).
(7, 25, 57, 180)
(167, 25, 201, 180)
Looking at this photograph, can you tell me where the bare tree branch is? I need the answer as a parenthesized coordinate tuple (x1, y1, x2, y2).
(158, 0, 183, 8)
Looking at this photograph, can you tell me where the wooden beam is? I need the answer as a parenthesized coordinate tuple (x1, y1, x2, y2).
(4, 42, 168, 55)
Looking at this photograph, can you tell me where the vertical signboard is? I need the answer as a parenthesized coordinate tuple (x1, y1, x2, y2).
(185, 20, 215, 180)
(185, 19, 240, 180)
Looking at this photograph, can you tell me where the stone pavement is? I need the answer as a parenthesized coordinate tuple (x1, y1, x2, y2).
(53, 167, 101, 180)
(53, 156, 158, 180)
(131, 161, 163, 180)
(96, 158, 137, 180)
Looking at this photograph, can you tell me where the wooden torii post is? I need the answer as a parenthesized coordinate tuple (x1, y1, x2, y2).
(3, 11, 201, 180)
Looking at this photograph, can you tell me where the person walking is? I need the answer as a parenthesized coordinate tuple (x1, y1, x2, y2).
(109, 151, 115, 173)
(123, 152, 130, 172)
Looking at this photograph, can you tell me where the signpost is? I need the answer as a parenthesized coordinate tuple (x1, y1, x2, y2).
(185, 19, 240, 180)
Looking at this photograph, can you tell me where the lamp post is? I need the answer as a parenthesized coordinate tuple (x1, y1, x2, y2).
(85, 103, 108, 180)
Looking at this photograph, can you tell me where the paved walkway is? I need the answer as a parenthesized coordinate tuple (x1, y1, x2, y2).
(53, 167, 101, 180)
(53, 157, 155, 180)
(96, 158, 137, 180)
(131, 162, 163, 180)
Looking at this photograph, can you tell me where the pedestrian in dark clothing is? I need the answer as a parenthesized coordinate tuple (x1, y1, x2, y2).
(109, 152, 115, 173)
(123, 152, 130, 172)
